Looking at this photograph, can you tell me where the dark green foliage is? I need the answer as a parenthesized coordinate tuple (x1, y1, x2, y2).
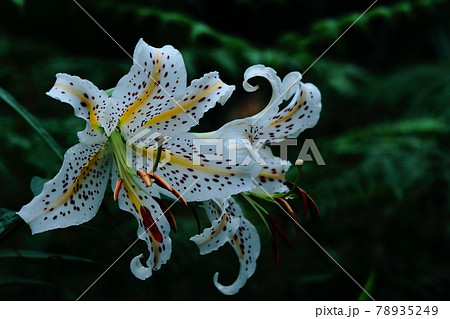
(0, 0, 449, 300)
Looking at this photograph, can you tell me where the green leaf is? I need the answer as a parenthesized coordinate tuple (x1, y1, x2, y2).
(0, 86, 63, 161)
(30, 176, 50, 196)
(0, 208, 20, 236)
(0, 249, 96, 264)
(358, 271, 375, 301)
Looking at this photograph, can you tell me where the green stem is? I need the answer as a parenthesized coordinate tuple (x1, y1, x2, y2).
(241, 193, 271, 234)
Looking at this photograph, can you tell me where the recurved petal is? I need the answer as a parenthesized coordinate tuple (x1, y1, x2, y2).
(17, 142, 111, 234)
(243, 65, 282, 123)
(111, 163, 172, 277)
(212, 197, 261, 295)
(46, 73, 109, 143)
(190, 199, 240, 255)
(258, 82, 322, 140)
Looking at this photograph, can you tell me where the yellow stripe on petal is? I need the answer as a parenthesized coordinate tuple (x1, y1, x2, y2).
(268, 86, 306, 128)
(258, 170, 286, 180)
(54, 83, 101, 129)
(119, 50, 162, 125)
(142, 81, 223, 127)
(231, 235, 244, 260)
(47, 147, 105, 211)
(195, 213, 230, 246)
(136, 145, 247, 176)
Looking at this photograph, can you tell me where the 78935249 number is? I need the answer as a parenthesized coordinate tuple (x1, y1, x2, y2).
(376, 306, 438, 316)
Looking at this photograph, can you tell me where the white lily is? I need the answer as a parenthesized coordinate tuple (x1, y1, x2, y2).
(17, 39, 261, 281)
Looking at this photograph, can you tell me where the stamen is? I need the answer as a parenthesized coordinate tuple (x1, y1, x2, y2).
(287, 183, 319, 221)
(274, 197, 300, 233)
(149, 172, 188, 206)
(152, 196, 177, 233)
(140, 206, 163, 243)
(270, 162, 303, 198)
(114, 178, 123, 202)
(266, 214, 294, 248)
(137, 170, 153, 187)
(148, 172, 173, 191)
(303, 190, 319, 220)
(169, 187, 188, 206)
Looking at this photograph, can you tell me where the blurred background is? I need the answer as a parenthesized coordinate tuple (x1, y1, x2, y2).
(0, 0, 449, 300)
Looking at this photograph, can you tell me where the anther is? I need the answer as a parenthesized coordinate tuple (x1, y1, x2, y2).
(274, 197, 300, 233)
(149, 172, 188, 206)
(137, 170, 153, 187)
(114, 178, 123, 202)
(148, 172, 172, 191)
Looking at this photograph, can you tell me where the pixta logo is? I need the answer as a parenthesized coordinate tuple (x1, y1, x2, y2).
(125, 128, 172, 171)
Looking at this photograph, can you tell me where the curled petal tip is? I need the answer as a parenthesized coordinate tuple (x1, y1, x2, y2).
(130, 254, 152, 280)
(213, 272, 242, 296)
(114, 178, 123, 202)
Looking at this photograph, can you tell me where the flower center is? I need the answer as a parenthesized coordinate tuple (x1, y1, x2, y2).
(109, 129, 187, 205)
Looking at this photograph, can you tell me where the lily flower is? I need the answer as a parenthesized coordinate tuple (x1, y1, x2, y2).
(17, 39, 260, 280)
(190, 65, 322, 294)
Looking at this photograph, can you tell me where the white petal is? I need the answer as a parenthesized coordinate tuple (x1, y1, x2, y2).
(134, 71, 234, 139)
(17, 143, 111, 234)
(190, 200, 240, 255)
(212, 197, 261, 295)
(46, 73, 110, 143)
(111, 164, 172, 276)
(255, 146, 290, 194)
(258, 82, 322, 140)
(243, 65, 282, 122)
(146, 132, 262, 202)
(110, 39, 187, 137)
(130, 254, 152, 280)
